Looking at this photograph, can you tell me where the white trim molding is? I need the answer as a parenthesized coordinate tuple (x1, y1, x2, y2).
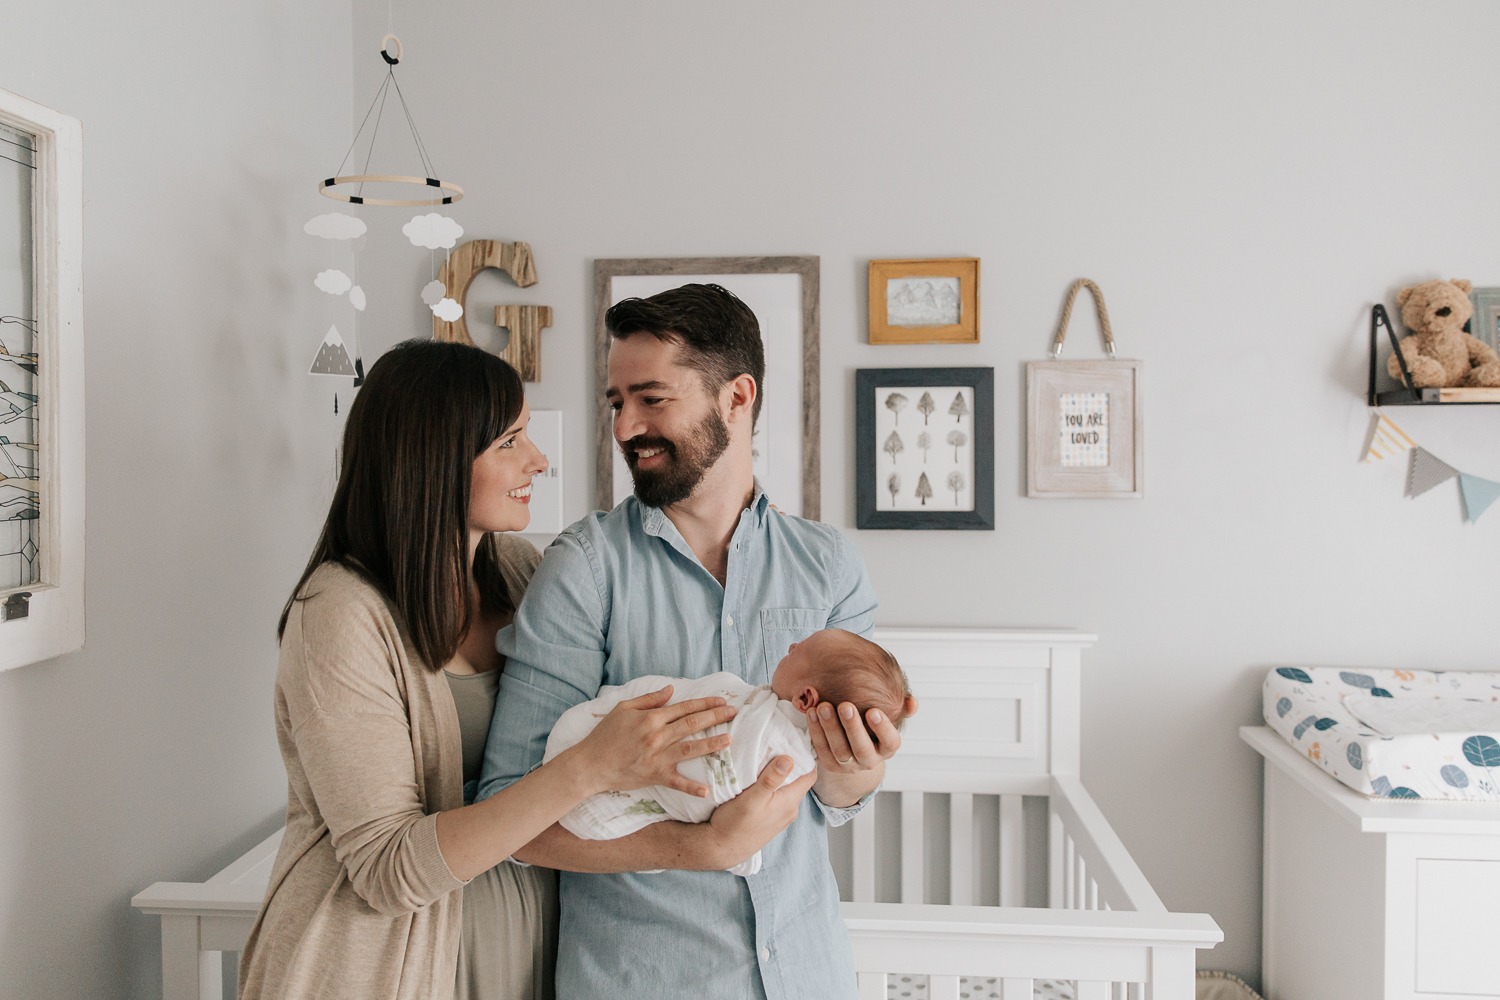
(0, 87, 84, 670)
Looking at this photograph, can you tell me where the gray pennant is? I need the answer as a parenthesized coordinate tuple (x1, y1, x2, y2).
(1407, 446, 1459, 498)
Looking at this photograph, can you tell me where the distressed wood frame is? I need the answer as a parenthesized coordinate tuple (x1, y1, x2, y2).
(1026, 360, 1143, 499)
(592, 256, 821, 517)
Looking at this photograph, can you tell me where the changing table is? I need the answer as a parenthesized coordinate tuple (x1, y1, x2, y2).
(1243, 725, 1500, 1000)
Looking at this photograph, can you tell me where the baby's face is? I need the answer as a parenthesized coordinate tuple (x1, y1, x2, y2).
(770, 629, 848, 705)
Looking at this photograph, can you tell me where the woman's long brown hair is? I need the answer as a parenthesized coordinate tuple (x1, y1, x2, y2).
(278, 339, 526, 670)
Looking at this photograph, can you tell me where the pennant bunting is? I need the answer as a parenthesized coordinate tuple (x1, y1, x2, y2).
(1459, 473, 1500, 523)
(1362, 412, 1414, 462)
(1407, 447, 1459, 498)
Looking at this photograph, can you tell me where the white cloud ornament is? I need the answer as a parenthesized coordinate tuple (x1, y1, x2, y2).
(349, 285, 367, 311)
(431, 297, 464, 322)
(314, 269, 352, 295)
(303, 213, 367, 240)
(420, 279, 446, 306)
(402, 213, 464, 250)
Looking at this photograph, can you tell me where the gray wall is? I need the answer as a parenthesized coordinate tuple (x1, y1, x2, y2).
(5, 1, 1500, 996)
(346, 0, 1500, 988)
(0, 2, 350, 997)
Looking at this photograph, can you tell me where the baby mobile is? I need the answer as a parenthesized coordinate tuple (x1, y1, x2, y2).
(303, 33, 467, 414)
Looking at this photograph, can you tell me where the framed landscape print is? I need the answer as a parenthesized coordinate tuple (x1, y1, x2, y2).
(593, 256, 820, 518)
(867, 258, 979, 345)
(855, 367, 993, 530)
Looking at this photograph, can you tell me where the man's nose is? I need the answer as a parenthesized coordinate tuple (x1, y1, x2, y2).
(614, 402, 646, 442)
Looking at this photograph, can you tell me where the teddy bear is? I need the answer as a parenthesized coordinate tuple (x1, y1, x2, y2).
(1387, 278, 1500, 388)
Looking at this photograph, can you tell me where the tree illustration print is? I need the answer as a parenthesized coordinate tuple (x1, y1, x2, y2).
(916, 391, 936, 424)
(883, 430, 904, 464)
(949, 391, 969, 422)
(915, 472, 932, 506)
(917, 431, 931, 463)
(946, 428, 967, 461)
(946, 470, 965, 504)
(885, 392, 908, 426)
(887, 471, 901, 505)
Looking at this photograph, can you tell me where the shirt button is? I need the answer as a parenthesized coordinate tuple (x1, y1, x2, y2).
(726, 616, 734, 627)
(761, 947, 771, 961)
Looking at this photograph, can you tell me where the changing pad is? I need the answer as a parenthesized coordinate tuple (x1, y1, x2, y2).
(1262, 666, 1500, 800)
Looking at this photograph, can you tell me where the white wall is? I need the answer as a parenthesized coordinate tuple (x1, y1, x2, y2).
(0, 2, 350, 997)
(344, 1, 1500, 987)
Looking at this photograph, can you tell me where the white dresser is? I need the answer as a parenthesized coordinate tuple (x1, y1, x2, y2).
(1243, 726, 1500, 1000)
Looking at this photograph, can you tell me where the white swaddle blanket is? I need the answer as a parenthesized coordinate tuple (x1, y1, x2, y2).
(542, 672, 818, 877)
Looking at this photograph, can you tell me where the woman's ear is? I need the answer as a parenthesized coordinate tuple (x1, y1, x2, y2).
(796, 686, 820, 712)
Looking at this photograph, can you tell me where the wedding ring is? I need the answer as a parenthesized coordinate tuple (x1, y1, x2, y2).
(835, 757, 853, 765)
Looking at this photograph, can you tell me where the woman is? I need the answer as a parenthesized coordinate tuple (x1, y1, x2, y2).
(239, 340, 737, 1000)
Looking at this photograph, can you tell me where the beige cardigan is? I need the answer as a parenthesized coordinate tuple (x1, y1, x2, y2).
(239, 535, 544, 1000)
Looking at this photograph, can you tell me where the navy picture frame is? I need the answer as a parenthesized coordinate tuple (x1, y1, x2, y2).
(855, 367, 994, 530)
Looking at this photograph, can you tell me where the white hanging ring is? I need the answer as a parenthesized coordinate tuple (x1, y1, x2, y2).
(318, 174, 464, 207)
(380, 34, 403, 65)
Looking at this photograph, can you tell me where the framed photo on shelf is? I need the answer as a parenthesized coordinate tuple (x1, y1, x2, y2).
(855, 367, 993, 530)
(1469, 286, 1500, 353)
(868, 258, 979, 344)
(1025, 360, 1143, 498)
(593, 256, 820, 518)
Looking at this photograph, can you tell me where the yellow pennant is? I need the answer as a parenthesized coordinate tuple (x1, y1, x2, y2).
(1361, 411, 1415, 463)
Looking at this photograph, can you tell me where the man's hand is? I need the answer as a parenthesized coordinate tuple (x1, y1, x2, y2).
(807, 699, 914, 808)
(703, 756, 818, 871)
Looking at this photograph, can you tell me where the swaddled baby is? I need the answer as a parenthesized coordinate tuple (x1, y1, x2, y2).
(542, 628, 911, 876)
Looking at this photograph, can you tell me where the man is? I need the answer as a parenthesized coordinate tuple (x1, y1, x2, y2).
(477, 283, 911, 1000)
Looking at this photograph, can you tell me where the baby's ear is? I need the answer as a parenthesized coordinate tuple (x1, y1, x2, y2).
(903, 694, 920, 718)
(796, 686, 820, 712)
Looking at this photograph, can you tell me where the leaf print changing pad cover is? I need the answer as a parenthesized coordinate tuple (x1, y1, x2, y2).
(1263, 666, 1500, 801)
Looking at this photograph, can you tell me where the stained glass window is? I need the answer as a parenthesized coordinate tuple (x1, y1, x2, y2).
(0, 121, 38, 589)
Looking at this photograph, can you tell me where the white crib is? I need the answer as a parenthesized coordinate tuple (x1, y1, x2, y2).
(133, 628, 1221, 1000)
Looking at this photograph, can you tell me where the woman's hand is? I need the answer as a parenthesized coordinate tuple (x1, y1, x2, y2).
(574, 686, 738, 799)
(703, 756, 817, 869)
(806, 697, 915, 808)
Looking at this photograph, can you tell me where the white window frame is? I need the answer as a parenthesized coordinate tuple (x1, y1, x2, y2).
(0, 88, 84, 671)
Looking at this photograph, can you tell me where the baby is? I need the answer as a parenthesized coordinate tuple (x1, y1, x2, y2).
(542, 628, 911, 876)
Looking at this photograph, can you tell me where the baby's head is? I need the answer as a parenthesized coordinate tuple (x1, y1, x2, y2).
(770, 629, 913, 734)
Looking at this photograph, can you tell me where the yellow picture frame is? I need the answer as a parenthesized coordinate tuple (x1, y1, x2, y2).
(868, 258, 980, 344)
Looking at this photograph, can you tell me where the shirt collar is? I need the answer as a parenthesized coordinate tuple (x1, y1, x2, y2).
(636, 478, 771, 538)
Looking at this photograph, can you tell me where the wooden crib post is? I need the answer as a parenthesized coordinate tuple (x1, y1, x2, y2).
(856, 971, 886, 1000)
(1145, 945, 1195, 999)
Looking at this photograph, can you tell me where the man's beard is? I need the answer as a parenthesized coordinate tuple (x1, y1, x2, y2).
(622, 407, 732, 509)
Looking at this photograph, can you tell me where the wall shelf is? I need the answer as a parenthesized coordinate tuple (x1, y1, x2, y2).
(1368, 303, 1500, 406)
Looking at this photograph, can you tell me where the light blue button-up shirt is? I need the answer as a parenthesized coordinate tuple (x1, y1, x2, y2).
(478, 489, 878, 1000)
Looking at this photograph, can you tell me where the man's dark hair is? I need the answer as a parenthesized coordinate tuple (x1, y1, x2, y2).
(605, 283, 765, 424)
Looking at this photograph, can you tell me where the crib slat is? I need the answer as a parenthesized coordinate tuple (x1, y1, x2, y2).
(856, 971, 885, 1000)
(1090, 877, 1100, 911)
(1002, 978, 1032, 1000)
(928, 975, 959, 1000)
(1064, 834, 1076, 909)
(1077, 981, 1109, 1000)
(852, 809, 875, 903)
(949, 792, 973, 905)
(999, 793, 1024, 907)
(901, 791, 924, 903)
(1048, 807, 1065, 908)
(1075, 851, 1087, 909)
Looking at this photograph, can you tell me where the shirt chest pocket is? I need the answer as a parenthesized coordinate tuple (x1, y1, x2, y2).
(758, 607, 829, 683)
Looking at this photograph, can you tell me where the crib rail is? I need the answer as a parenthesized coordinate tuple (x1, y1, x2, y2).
(842, 904, 1219, 1000)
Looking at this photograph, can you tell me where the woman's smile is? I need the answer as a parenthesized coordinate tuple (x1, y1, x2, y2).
(506, 482, 533, 503)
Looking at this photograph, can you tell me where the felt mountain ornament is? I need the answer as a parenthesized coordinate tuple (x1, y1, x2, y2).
(1387, 278, 1500, 388)
(1459, 473, 1500, 523)
(309, 325, 356, 377)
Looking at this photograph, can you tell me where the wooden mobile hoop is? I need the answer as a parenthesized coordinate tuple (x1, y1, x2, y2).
(316, 35, 464, 207)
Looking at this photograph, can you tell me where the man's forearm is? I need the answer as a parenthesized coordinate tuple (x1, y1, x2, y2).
(512, 820, 726, 873)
